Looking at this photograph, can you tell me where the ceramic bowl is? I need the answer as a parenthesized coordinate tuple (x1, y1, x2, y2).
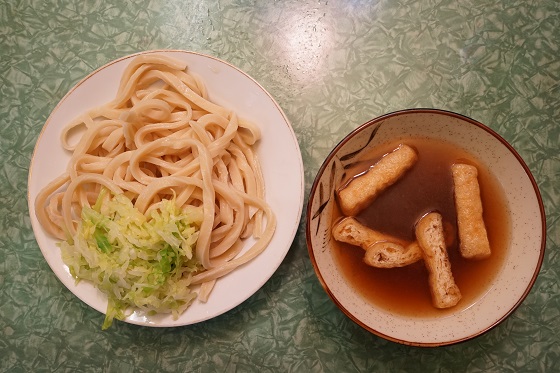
(306, 109, 546, 346)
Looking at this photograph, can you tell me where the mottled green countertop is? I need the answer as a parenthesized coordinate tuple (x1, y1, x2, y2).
(2, 0, 559, 371)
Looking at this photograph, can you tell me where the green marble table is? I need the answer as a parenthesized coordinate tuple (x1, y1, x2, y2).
(2, 0, 559, 371)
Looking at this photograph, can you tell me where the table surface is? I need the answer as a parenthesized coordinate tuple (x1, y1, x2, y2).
(2, 0, 559, 371)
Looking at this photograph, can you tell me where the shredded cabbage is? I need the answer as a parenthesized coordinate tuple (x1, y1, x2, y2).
(60, 190, 204, 329)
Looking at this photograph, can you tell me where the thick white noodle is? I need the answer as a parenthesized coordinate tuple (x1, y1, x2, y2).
(35, 54, 276, 305)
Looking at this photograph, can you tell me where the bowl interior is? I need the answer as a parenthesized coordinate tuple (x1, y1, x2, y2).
(306, 109, 545, 346)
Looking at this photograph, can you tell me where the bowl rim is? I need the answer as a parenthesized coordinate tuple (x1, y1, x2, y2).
(305, 108, 547, 347)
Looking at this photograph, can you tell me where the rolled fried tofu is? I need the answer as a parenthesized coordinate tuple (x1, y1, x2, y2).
(337, 144, 418, 216)
(364, 241, 423, 268)
(333, 217, 424, 268)
(415, 212, 461, 308)
(332, 217, 406, 250)
(451, 163, 491, 259)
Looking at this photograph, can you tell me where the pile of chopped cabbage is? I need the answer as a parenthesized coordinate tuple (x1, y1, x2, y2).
(59, 190, 204, 329)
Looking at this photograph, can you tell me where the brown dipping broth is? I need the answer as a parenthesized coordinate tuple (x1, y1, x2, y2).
(332, 137, 511, 317)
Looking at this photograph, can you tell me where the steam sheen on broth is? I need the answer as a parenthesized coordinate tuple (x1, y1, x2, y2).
(332, 138, 511, 317)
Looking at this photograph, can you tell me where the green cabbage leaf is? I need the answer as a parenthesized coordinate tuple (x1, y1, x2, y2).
(60, 190, 204, 329)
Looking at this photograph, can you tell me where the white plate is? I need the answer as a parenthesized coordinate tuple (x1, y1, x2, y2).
(28, 50, 304, 327)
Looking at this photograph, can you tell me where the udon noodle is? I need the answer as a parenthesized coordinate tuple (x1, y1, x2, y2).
(35, 53, 276, 300)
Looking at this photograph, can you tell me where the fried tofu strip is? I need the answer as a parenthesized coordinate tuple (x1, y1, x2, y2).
(415, 212, 461, 309)
(337, 144, 418, 216)
(332, 217, 405, 249)
(451, 163, 491, 259)
(332, 217, 422, 268)
(364, 241, 423, 268)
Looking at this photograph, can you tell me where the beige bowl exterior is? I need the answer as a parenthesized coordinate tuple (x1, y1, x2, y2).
(306, 109, 546, 347)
